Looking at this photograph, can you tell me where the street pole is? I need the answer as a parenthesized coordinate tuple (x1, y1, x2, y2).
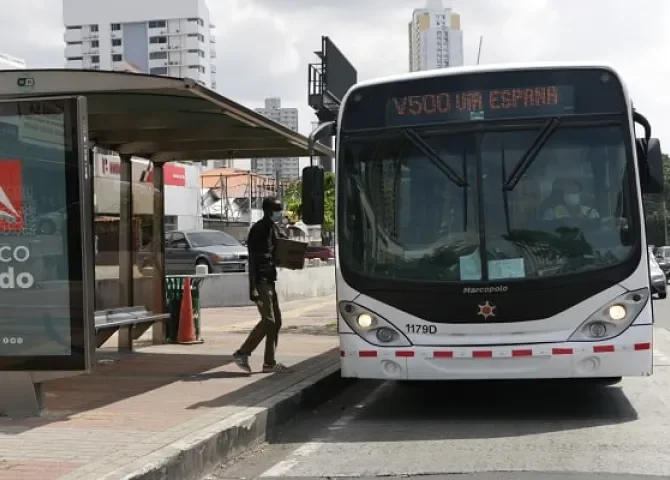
(476, 36, 483, 65)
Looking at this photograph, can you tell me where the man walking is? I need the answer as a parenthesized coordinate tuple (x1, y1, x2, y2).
(233, 197, 289, 373)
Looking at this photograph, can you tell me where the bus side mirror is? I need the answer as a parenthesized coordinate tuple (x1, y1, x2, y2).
(638, 137, 664, 194)
(301, 165, 325, 225)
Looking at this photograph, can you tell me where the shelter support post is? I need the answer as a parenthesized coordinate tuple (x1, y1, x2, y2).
(151, 162, 167, 343)
(0, 372, 43, 417)
(319, 135, 334, 172)
(118, 155, 134, 351)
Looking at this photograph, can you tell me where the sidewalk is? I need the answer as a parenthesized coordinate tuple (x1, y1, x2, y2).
(0, 295, 341, 480)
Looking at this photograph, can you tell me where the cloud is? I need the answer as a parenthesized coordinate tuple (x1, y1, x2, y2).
(0, 0, 669, 146)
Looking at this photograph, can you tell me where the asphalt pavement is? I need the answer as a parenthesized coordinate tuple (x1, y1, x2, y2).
(205, 296, 670, 480)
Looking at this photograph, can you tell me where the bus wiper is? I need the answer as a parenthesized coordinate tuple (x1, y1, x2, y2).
(402, 128, 467, 187)
(503, 117, 561, 191)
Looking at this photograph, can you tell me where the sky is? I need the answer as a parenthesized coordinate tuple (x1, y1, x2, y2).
(2, 0, 670, 169)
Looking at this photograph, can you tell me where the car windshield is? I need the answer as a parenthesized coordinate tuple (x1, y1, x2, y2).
(339, 123, 636, 283)
(187, 231, 240, 247)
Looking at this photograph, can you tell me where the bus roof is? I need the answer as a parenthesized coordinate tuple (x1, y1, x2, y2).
(352, 61, 622, 90)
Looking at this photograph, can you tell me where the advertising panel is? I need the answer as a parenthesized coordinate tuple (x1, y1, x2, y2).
(0, 97, 93, 371)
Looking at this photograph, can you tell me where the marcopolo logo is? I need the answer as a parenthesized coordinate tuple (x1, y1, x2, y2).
(462, 285, 508, 294)
(0, 245, 34, 289)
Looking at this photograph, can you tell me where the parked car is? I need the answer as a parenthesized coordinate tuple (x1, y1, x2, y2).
(654, 246, 670, 278)
(650, 255, 667, 299)
(157, 229, 248, 274)
(305, 245, 334, 261)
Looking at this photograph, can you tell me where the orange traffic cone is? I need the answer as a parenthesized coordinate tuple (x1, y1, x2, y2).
(177, 277, 198, 344)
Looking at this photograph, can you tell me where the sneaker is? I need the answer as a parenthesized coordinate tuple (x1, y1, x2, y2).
(262, 362, 290, 373)
(233, 353, 251, 373)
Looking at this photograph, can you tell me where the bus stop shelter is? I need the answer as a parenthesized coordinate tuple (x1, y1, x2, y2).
(0, 69, 334, 373)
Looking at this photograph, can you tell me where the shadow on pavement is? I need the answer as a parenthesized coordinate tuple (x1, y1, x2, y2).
(187, 348, 338, 410)
(0, 350, 235, 434)
(275, 378, 639, 444)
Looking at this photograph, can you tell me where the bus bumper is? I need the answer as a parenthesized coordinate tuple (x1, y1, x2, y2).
(339, 324, 653, 380)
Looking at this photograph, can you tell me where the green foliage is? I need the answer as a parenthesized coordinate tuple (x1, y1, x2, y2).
(283, 171, 336, 233)
(643, 153, 670, 246)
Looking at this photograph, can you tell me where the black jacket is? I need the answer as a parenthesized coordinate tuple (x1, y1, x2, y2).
(247, 217, 286, 290)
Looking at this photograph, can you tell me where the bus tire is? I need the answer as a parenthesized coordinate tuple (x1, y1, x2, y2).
(589, 377, 622, 386)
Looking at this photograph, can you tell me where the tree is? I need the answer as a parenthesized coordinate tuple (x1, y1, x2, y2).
(283, 171, 336, 233)
(642, 153, 670, 246)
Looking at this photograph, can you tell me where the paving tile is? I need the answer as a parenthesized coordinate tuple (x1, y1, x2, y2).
(0, 297, 338, 480)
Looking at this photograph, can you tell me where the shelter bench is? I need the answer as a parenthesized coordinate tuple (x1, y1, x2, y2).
(94, 307, 170, 352)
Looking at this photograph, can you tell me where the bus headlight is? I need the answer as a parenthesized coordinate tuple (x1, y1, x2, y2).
(357, 313, 375, 329)
(568, 288, 649, 342)
(338, 301, 412, 347)
(608, 305, 626, 321)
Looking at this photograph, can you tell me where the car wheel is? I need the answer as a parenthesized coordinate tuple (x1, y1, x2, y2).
(196, 259, 211, 274)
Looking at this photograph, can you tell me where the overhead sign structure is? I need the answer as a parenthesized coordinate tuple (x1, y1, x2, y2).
(0, 96, 94, 372)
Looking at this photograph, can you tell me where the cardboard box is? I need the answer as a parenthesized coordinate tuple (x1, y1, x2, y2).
(275, 237, 308, 270)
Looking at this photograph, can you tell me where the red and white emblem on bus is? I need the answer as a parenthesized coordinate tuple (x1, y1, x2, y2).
(477, 301, 496, 320)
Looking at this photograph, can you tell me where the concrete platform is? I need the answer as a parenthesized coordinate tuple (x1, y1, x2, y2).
(0, 296, 344, 480)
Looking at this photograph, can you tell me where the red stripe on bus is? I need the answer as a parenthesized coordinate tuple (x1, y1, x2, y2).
(634, 342, 651, 351)
(359, 350, 377, 358)
(552, 348, 573, 355)
(472, 350, 493, 358)
(433, 351, 454, 358)
(593, 345, 615, 353)
(395, 350, 414, 358)
(512, 349, 533, 357)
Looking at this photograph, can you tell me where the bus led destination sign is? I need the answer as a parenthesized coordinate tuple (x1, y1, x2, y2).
(386, 85, 575, 125)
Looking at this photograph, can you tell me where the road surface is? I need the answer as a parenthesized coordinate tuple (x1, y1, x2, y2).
(205, 297, 670, 479)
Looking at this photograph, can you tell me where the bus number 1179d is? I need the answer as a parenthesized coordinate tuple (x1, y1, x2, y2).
(406, 324, 437, 335)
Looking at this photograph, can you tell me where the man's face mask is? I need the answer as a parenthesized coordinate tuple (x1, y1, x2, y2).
(564, 193, 580, 206)
(270, 211, 283, 222)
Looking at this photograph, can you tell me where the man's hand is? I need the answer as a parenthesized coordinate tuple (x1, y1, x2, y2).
(250, 288, 260, 302)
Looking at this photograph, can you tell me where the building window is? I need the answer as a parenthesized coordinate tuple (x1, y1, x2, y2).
(66, 25, 81, 30)
(90, 24, 99, 32)
(112, 54, 123, 62)
(67, 56, 83, 61)
(149, 36, 167, 44)
(111, 23, 121, 31)
(198, 34, 204, 42)
(91, 40, 99, 48)
(90, 55, 100, 63)
(149, 51, 168, 60)
(112, 38, 122, 46)
(148, 20, 167, 29)
(67, 41, 82, 46)
(150, 67, 168, 75)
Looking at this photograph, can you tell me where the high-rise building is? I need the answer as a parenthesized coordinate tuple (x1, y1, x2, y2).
(252, 98, 300, 181)
(62, 0, 217, 89)
(0, 53, 26, 70)
(408, 0, 464, 72)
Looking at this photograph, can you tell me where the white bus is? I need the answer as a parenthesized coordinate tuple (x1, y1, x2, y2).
(302, 63, 664, 384)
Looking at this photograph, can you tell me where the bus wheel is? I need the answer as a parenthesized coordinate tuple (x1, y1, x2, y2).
(589, 377, 622, 386)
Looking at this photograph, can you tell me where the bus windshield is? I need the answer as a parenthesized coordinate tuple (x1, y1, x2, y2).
(338, 122, 636, 283)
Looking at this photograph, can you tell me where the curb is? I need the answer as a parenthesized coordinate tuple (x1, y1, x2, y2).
(109, 364, 354, 480)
